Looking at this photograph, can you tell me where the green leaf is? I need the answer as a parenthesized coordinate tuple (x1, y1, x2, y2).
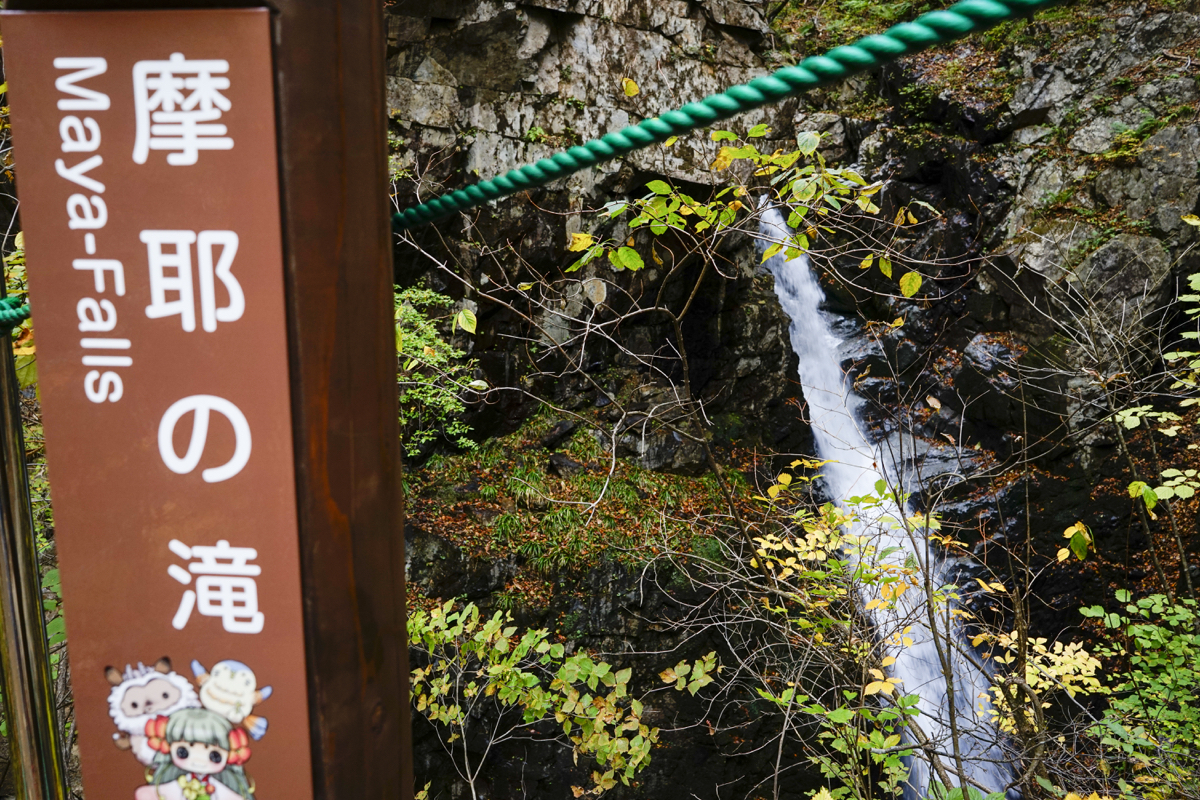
(566, 245, 602, 273)
(747, 123, 770, 138)
(646, 180, 672, 195)
(14, 354, 36, 389)
(899, 272, 922, 297)
(41, 568, 61, 597)
(1142, 486, 1159, 511)
(711, 130, 738, 142)
(825, 707, 854, 724)
(603, 200, 628, 218)
(455, 308, 477, 335)
(796, 131, 820, 155)
(878, 256, 892, 279)
(1069, 531, 1089, 561)
(45, 616, 66, 647)
(617, 247, 644, 271)
(762, 242, 784, 263)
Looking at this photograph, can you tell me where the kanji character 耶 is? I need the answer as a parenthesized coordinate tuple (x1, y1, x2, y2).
(142, 229, 243, 332)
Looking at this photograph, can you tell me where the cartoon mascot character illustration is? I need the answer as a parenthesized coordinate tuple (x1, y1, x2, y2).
(190, 660, 272, 740)
(137, 707, 253, 800)
(105, 658, 200, 765)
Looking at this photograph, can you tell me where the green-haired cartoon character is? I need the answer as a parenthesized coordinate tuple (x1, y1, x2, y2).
(135, 708, 253, 800)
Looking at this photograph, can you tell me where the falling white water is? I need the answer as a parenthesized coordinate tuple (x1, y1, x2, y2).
(759, 208, 1011, 797)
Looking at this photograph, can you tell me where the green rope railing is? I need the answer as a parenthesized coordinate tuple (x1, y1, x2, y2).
(393, 0, 1056, 232)
(0, 296, 30, 336)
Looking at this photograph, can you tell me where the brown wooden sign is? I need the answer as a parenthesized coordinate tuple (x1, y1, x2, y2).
(2, 10, 315, 800)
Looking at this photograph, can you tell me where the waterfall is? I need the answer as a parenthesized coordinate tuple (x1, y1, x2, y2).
(759, 208, 1011, 798)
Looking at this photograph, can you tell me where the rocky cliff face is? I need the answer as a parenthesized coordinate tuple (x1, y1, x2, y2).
(389, 0, 1200, 795)
(389, 0, 815, 471)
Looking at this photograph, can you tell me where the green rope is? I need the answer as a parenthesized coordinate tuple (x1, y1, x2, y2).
(0, 296, 29, 335)
(393, 0, 1056, 232)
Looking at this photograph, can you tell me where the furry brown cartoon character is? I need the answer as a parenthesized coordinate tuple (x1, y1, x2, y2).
(105, 657, 200, 765)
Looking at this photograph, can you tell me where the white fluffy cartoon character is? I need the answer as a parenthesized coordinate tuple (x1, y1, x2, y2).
(105, 657, 200, 765)
(191, 659, 272, 740)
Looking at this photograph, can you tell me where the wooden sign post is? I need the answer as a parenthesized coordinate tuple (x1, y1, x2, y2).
(0, 3, 412, 799)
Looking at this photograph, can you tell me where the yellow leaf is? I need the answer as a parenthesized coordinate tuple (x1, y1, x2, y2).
(651, 242, 663, 266)
(1057, 547, 1070, 562)
(663, 136, 678, 147)
(899, 271, 922, 297)
(710, 146, 734, 172)
(926, 395, 941, 410)
(864, 680, 895, 696)
(1183, 214, 1200, 227)
(894, 208, 906, 226)
(14, 232, 24, 250)
(881, 656, 896, 667)
(568, 232, 594, 252)
(907, 210, 918, 225)
(621, 77, 639, 97)
(902, 636, 913, 647)
(859, 254, 874, 270)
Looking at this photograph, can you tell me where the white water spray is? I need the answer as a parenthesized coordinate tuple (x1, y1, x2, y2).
(759, 208, 1011, 797)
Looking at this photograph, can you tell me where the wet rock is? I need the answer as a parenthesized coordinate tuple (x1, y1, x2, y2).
(547, 452, 586, 477)
(1073, 233, 1172, 322)
(1068, 117, 1121, 154)
(617, 424, 707, 475)
(1008, 67, 1077, 128)
(539, 420, 578, 450)
(1093, 125, 1200, 237)
(1013, 125, 1053, 146)
(404, 523, 518, 600)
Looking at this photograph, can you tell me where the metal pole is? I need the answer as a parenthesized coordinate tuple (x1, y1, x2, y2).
(0, 291, 68, 800)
